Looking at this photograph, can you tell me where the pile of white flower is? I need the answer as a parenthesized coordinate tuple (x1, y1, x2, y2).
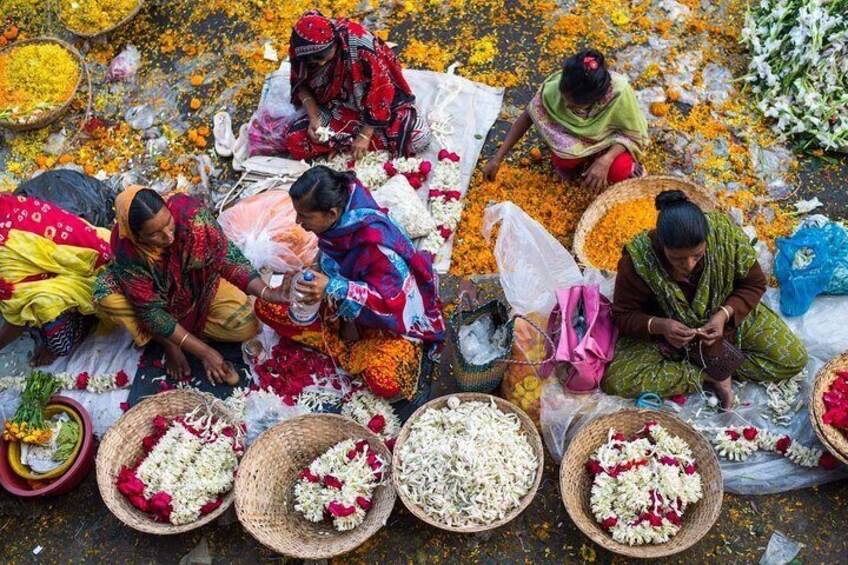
(587, 422, 704, 546)
(293, 439, 387, 531)
(741, 0, 848, 150)
(396, 396, 538, 528)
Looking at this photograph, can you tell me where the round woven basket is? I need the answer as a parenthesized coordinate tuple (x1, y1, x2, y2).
(392, 393, 544, 533)
(96, 390, 240, 534)
(573, 176, 718, 271)
(235, 414, 396, 559)
(560, 409, 723, 558)
(60, 1, 144, 38)
(810, 351, 848, 466)
(0, 37, 85, 132)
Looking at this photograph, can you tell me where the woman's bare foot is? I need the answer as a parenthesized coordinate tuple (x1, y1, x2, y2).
(163, 343, 191, 380)
(30, 343, 58, 367)
(709, 378, 735, 411)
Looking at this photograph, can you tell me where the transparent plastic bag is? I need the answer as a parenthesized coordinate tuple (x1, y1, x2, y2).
(106, 45, 141, 82)
(243, 392, 306, 447)
(482, 202, 583, 317)
(371, 175, 436, 239)
(247, 63, 302, 157)
(218, 191, 319, 273)
(500, 313, 551, 429)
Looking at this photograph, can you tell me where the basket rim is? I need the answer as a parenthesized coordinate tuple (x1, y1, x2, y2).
(810, 351, 848, 466)
(95, 389, 239, 535)
(234, 413, 396, 559)
(0, 37, 85, 131)
(391, 392, 544, 533)
(559, 408, 724, 558)
(60, 0, 144, 38)
(572, 175, 719, 272)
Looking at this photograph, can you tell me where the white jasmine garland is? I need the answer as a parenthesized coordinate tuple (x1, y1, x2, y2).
(0, 371, 131, 393)
(341, 388, 401, 441)
(421, 154, 463, 257)
(396, 397, 538, 528)
(704, 425, 828, 468)
(765, 371, 805, 424)
(320, 151, 427, 192)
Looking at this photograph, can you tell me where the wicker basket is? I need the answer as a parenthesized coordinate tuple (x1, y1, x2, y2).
(60, 1, 144, 38)
(0, 38, 85, 132)
(560, 409, 723, 559)
(392, 393, 544, 533)
(810, 351, 848, 466)
(573, 176, 718, 271)
(448, 298, 514, 393)
(95, 390, 239, 535)
(234, 414, 396, 559)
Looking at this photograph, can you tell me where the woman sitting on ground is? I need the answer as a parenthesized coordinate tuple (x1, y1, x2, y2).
(482, 49, 649, 192)
(604, 190, 808, 408)
(0, 194, 112, 366)
(285, 10, 431, 161)
(255, 166, 444, 405)
(94, 187, 287, 383)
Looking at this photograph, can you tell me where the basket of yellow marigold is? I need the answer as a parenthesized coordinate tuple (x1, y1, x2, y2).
(59, 0, 143, 38)
(0, 38, 84, 132)
(573, 176, 718, 272)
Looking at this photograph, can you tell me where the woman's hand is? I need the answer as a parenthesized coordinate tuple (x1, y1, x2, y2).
(307, 116, 323, 143)
(261, 284, 289, 304)
(295, 270, 329, 305)
(583, 155, 612, 192)
(698, 310, 730, 347)
(200, 347, 228, 385)
(351, 134, 370, 161)
(481, 156, 502, 181)
(657, 318, 697, 349)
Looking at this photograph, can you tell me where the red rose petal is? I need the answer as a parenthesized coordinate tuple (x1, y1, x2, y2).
(327, 501, 357, 517)
(115, 370, 130, 387)
(743, 427, 759, 441)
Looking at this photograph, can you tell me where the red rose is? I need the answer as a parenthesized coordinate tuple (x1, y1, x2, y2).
(115, 370, 130, 387)
(408, 175, 422, 189)
(322, 475, 343, 489)
(647, 513, 663, 527)
(327, 501, 357, 517)
(355, 439, 369, 453)
(149, 492, 172, 515)
(366, 451, 382, 471)
(670, 395, 687, 405)
(775, 436, 792, 454)
(819, 452, 838, 470)
(438, 149, 450, 161)
(684, 464, 697, 475)
(128, 494, 149, 512)
(142, 434, 160, 453)
(356, 496, 372, 511)
(221, 426, 235, 438)
(298, 469, 320, 483)
(384, 437, 397, 452)
(160, 380, 174, 392)
(600, 517, 617, 530)
(119, 401, 130, 412)
(586, 459, 604, 476)
(438, 226, 452, 239)
(726, 429, 741, 441)
(367, 415, 386, 434)
(117, 468, 146, 496)
(666, 511, 682, 526)
(612, 433, 626, 442)
(743, 427, 758, 441)
(383, 162, 397, 176)
(152, 358, 164, 369)
(200, 498, 223, 515)
(419, 160, 432, 176)
(75, 372, 90, 390)
(643, 421, 657, 433)
(659, 456, 678, 466)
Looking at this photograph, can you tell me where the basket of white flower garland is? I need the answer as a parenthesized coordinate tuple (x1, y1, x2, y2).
(95, 389, 242, 534)
(560, 409, 723, 558)
(234, 413, 396, 559)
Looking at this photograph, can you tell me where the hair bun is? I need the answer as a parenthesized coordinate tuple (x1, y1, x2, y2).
(655, 190, 689, 211)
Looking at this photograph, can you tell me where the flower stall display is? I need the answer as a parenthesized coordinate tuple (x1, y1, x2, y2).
(2, 371, 61, 444)
(0, 370, 131, 394)
(586, 422, 704, 546)
(116, 407, 243, 525)
(293, 438, 388, 531)
(341, 385, 401, 445)
(0, 41, 81, 126)
(584, 197, 657, 271)
(708, 426, 837, 469)
(420, 150, 463, 256)
(822, 370, 848, 437)
(741, 0, 848, 150)
(395, 396, 538, 528)
(59, 0, 139, 36)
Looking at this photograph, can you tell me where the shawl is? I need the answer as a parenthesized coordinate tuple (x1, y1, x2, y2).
(530, 72, 649, 159)
(625, 213, 757, 328)
(319, 182, 444, 342)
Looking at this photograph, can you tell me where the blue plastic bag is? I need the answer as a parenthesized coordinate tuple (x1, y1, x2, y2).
(774, 221, 848, 316)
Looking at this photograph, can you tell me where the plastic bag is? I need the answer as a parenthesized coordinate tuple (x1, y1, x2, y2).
(774, 220, 848, 316)
(218, 191, 318, 273)
(458, 314, 509, 366)
(15, 170, 116, 227)
(500, 313, 551, 428)
(247, 63, 302, 157)
(371, 175, 436, 239)
(243, 392, 306, 447)
(106, 45, 141, 82)
(482, 202, 583, 317)
(758, 532, 803, 565)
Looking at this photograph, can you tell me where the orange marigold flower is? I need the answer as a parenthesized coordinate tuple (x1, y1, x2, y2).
(189, 98, 201, 110)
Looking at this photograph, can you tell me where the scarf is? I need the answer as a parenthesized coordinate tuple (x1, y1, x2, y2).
(625, 213, 756, 328)
(538, 72, 649, 159)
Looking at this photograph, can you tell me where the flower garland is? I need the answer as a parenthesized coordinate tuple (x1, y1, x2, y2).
(321, 151, 431, 191)
(116, 407, 243, 525)
(0, 370, 131, 394)
(765, 371, 805, 425)
(341, 385, 401, 447)
(587, 422, 704, 546)
(420, 150, 463, 256)
(707, 426, 838, 470)
(294, 438, 387, 531)
(822, 370, 848, 435)
(396, 396, 538, 528)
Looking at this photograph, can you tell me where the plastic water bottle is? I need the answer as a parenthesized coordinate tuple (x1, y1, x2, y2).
(288, 270, 320, 325)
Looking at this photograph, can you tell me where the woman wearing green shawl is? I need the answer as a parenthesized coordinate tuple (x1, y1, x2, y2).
(605, 191, 808, 409)
(482, 49, 649, 192)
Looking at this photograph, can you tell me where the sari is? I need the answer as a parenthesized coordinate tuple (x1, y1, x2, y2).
(256, 182, 444, 399)
(94, 187, 259, 341)
(603, 214, 808, 397)
(528, 72, 649, 160)
(285, 11, 430, 159)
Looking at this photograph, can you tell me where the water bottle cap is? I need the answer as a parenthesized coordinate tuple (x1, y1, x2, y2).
(303, 270, 315, 281)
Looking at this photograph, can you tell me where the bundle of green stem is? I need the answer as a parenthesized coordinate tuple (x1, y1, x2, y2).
(1, 371, 61, 444)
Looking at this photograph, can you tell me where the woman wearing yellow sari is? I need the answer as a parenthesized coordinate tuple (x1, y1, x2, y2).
(0, 194, 111, 366)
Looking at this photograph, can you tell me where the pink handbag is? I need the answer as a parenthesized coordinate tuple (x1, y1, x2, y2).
(542, 285, 618, 393)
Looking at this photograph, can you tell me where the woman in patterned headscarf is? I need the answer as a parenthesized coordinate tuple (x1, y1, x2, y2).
(285, 11, 431, 161)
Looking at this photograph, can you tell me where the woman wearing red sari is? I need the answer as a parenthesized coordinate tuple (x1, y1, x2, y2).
(285, 11, 431, 161)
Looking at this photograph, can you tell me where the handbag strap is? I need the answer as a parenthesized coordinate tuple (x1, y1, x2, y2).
(497, 314, 558, 367)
